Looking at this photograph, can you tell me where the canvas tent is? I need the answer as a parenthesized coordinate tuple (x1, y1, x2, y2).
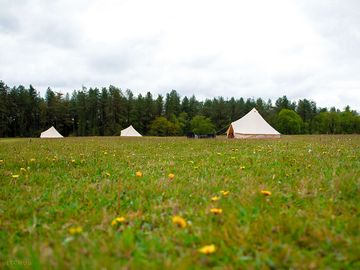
(40, 126, 64, 138)
(120, 125, 142, 137)
(227, 108, 280, 139)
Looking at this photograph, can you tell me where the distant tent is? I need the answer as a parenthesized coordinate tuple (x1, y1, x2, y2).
(120, 125, 142, 137)
(227, 108, 280, 139)
(40, 126, 64, 138)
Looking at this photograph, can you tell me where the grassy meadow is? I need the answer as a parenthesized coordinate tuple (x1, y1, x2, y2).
(0, 135, 359, 269)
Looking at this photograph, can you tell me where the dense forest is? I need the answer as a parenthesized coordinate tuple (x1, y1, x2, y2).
(0, 80, 359, 137)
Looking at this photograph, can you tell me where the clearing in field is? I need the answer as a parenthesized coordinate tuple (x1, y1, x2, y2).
(0, 135, 359, 269)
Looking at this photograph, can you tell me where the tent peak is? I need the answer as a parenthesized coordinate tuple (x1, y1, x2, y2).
(120, 125, 142, 137)
(40, 126, 64, 138)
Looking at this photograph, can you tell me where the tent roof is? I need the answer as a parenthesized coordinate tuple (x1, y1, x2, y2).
(120, 125, 142, 137)
(40, 126, 64, 138)
(230, 108, 280, 135)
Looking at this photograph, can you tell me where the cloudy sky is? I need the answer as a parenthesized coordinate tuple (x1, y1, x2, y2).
(1, 0, 359, 110)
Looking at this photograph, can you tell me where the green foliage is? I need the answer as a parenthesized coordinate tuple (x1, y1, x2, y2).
(190, 115, 215, 134)
(0, 80, 359, 137)
(277, 109, 303, 134)
(148, 116, 181, 136)
(0, 136, 359, 268)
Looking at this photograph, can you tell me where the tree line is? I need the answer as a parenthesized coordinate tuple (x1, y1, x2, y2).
(0, 80, 359, 137)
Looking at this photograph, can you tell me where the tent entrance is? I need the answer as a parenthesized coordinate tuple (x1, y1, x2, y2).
(227, 125, 234, 138)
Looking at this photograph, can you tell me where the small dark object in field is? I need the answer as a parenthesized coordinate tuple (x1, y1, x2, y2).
(186, 132, 216, 139)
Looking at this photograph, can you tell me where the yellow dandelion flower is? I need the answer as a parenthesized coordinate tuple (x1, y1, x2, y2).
(29, 158, 36, 162)
(111, 216, 126, 226)
(115, 217, 126, 223)
(172, 216, 187, 228)
(261, 190, 271, 196)
(198, 244, 216, 254)
(211, 196, 220, 202)
(168, 173, 175, 180)
(220, 191, 230, 196)
(210, 208, 223, 215)
(136, 171, 143, 177)
(69, 226, 83, 235)
(11, 174, 20, 179)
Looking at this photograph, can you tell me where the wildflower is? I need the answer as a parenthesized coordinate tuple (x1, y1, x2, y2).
(105, 172, 111, 177)
(69, 226, 82, 235)
(20, 168, 27, 173)
(29, 158, 36, 162)
(210, 208, 223, 215)
(136, 171, 143, 177)
(111, 216, 126, 226)
(172, 216, 187, 228)
(168, 173, 175, 180)
(0, 160, 4, 164)
(261, 190, 271, 196)
(11, 174, 20, 179)
(104, 151, 108, 155)
(211, 196, 220, 202)
(240, 166, 246, 170)
(71, 159, 76, 163)
(198, 244, 216, 254)
(220, 190, 230, 196)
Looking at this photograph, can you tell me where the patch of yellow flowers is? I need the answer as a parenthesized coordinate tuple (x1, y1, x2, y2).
(69, 226, 83, 235)
(261, 190, 271, 196)
(198, 244, 216, 254)
(111, 216, 126, 226)
(210, 208, 223, 215)
(172, 216, 187, 228)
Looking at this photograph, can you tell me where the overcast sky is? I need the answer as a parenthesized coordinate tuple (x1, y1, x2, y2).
(1, 0, 359, 110)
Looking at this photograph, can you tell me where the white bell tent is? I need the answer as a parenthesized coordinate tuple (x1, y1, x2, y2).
(40, 126, 64, 138)
(120, 125, 142, 137)
(227, 108, 280, 139)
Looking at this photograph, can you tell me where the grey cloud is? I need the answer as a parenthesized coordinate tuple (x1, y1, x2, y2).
(0, 13, 20, 33)
(1, 0, 359, 110)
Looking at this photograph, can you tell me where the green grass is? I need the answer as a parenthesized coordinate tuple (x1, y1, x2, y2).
(0, 135, 359, 269)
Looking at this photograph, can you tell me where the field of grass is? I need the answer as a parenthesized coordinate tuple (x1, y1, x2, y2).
(0, 135, 359, 269)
